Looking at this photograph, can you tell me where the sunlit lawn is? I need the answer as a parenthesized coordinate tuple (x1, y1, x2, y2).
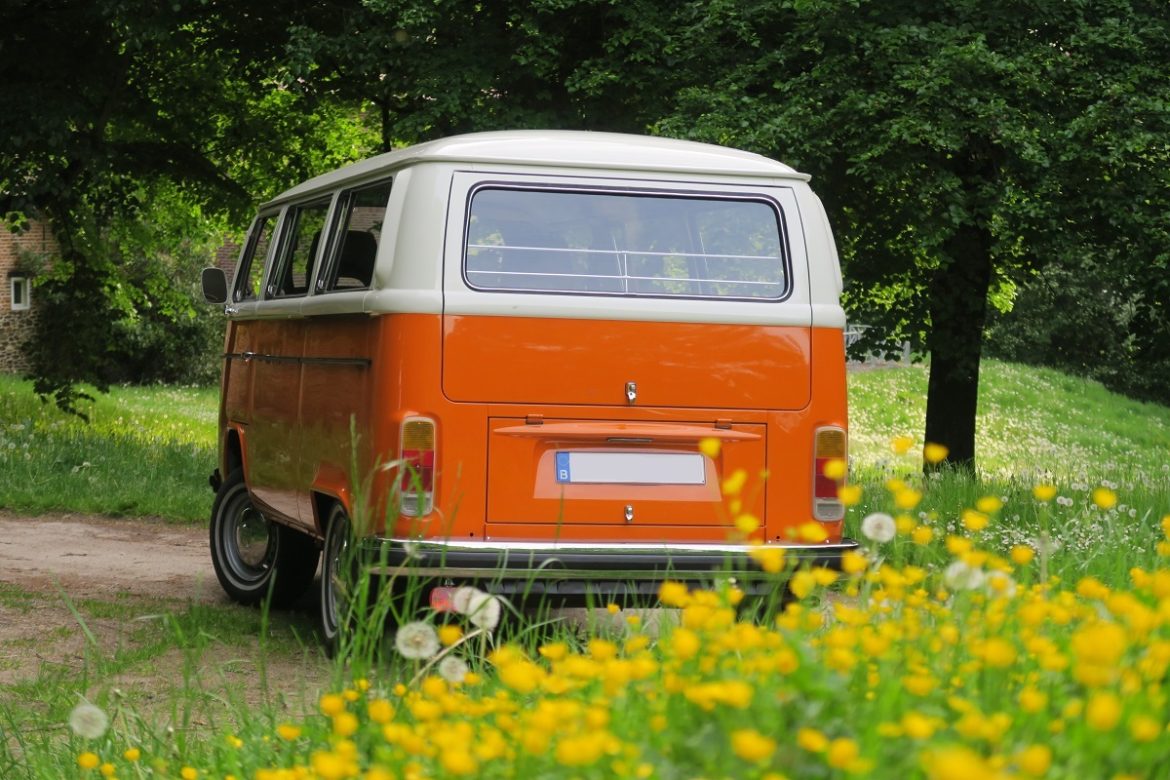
(2, 362, 1169, 779)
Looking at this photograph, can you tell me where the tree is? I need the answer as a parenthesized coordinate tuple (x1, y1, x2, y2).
(652, 0, 1170, 471)
(281, 0, 702, 148)
(0, 0, 375, 413)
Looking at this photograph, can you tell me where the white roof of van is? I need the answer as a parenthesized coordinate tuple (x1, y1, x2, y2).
(268, 130, 807, 205)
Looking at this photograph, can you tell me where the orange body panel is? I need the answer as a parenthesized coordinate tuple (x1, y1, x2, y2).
(219, 312, 847, 545)
(443, 316, 812, 410)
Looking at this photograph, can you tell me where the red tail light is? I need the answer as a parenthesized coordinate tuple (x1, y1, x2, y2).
(813, 426, 847, 521)
(400, 417, 435, 517)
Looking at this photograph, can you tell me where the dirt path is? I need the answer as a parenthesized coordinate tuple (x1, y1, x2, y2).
(0, 511, 226, 603)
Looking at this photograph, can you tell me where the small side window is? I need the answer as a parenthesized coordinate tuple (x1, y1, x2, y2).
(233, 214, 278, 302)
(10, 276, 30, 311)
(270, 198, 331, 298)
(319, 180, 391, 292)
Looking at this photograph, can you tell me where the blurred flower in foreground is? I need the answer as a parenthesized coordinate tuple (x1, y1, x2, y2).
(923, 443, 948, 464)
(69, 702, 108, 739)
(439, 656, 469, 684)
(1091, 487, 1117, 510)
(861, 512, 896, 544)
(1032, 484, 1057, 502)
(395, 622, 440, 660)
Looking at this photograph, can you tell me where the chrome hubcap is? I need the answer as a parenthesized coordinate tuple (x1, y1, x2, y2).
(235, 506, 272, 568)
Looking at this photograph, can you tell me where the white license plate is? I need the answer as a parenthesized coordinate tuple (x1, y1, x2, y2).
(554, 452, 706, 485)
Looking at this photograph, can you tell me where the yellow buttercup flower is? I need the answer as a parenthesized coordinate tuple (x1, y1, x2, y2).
(1010, 545, 1035, 566)
(658, 581, 690, 607)
(788, 571, 816, 600)
(698, 437, 721, 458)
(1016, 745, 1052, 777)
(1085, 691, 1122, 731)
(975, 495, 1003, 513)
(438, 624, 463, 646)
(78, 752, 100, 770)
(796, 727, 828, 752)
(797, 522, 829, 543)
(1092, 487, 1118, 510)
(822, 458, 847, 481)
(319, 693, 346, 716)
(826, 738, 864, 771)
(749, 545, 786, 574)
(1129, 715, 1161, 742)
(841, 550, 868, 575)
(891, 435, 914, 455)
(730, 729, 776, 767)
(1032, 484, 1057, 502)
(276, 723, 302, 741)
(961, 509, 989, 532)
(722, 469, 748, 496)
(894, 488, 922, 511)
(332, 712, 359, 737)
(735, 513, 761, 534)
(837, 484, 863, 506)
(923, 442, 948, 464)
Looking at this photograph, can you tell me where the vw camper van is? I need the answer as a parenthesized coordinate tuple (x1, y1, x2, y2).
(201, 130, 855, 644)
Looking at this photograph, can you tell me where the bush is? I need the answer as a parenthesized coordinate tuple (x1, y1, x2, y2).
(986, 260, 1170, 407)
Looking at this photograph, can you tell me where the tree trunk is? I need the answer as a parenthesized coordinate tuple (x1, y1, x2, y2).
(923, 220, 993, 474)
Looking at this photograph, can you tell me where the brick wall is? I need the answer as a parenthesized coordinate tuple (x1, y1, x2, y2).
(0, 219, 56, 375)
(215, 240, 241, 282)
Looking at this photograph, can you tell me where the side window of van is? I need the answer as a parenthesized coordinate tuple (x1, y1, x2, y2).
(234, 214, 278, 302)
(269, 198, 331, 298)
(464, 188, 788, 300)
(319, 180, 391, 292)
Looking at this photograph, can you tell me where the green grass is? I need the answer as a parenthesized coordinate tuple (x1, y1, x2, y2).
(0, 375, 216, 520)
(1, 362, 1169, 778)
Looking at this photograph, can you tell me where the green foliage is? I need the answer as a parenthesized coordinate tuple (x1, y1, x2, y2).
(0, 0, 378, 413)
(986, 253, 1170, 407)
(647, 0, 1170, 469)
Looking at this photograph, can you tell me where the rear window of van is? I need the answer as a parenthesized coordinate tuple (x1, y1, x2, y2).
(464, 187, 789, 299)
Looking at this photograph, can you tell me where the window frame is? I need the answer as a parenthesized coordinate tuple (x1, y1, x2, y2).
(232, 211, 281, 303)
(315, 178, 392, 294)
(9, 275, 30, 311)
(266, 195, 336, 300)
(460, 182, 794, 303)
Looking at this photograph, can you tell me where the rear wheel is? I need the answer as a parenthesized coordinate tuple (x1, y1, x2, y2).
(209, 469, 319, 606)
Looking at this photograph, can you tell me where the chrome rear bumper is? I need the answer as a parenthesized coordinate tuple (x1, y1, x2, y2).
(361, 537, 859, 582)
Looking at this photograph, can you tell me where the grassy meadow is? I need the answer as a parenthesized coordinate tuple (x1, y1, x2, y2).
(1, 361, 1169, 779)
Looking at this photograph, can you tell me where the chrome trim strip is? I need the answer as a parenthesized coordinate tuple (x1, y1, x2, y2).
(224, 352, 372, 368)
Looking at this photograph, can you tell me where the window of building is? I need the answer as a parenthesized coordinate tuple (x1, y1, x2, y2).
(10, 276, 30, 311)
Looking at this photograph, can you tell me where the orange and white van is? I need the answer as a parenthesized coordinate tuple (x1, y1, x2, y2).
(201, 130, 855, 643)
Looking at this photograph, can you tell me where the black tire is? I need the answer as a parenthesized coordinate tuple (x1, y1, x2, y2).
(209, 469, 319, 607)
(320, 503, 355, 655)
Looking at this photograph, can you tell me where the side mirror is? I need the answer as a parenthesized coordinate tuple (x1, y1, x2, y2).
(201, 267, 228, 304)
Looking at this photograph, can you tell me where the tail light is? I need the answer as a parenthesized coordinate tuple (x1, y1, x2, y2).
(400, 417, 435, 517)
(813, 426, 847, 521)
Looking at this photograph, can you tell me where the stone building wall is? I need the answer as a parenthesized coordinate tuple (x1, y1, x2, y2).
(0, 220, 56, 375)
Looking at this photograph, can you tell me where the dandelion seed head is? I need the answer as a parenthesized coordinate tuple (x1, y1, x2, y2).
(438, 655, 469, 684)
(395, 621, 440, 660)
(466, 590, 502, 631)
(861, 512, 896, 544)
(69, 702, 108, 739)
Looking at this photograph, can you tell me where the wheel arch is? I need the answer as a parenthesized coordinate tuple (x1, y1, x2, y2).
(223, 426, 246, 477)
